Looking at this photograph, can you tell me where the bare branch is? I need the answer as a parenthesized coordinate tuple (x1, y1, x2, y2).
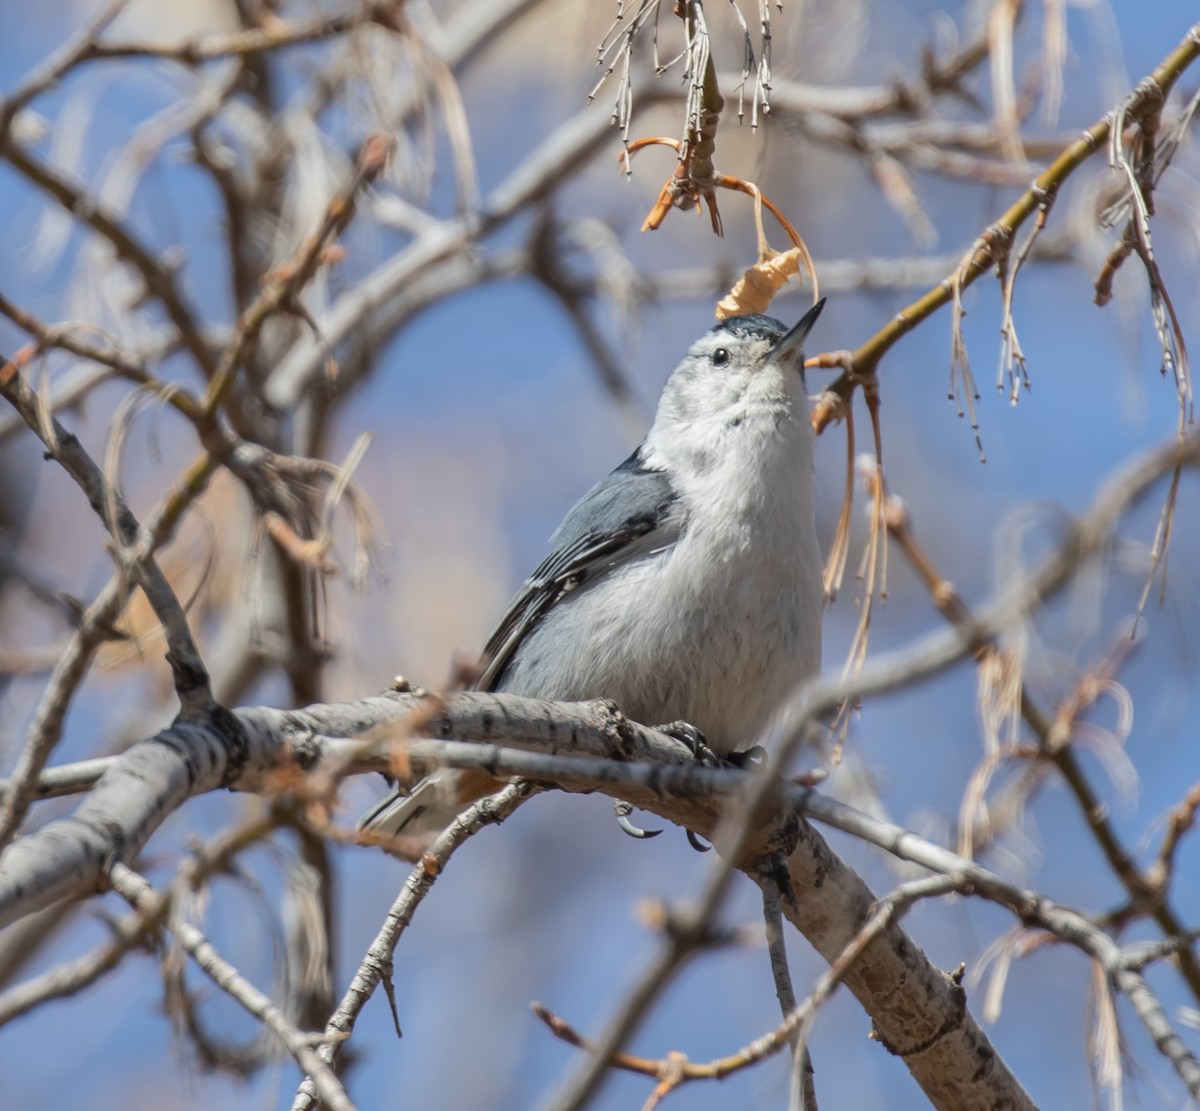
(810, 20, 1200, 432)
(0, 907, 152, 1026)
(108, 863, 356, 1111)
(0, 138, 216, 378)
(290, 781, 536, 1111)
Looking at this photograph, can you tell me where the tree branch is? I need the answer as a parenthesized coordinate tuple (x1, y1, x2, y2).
(809, 19, 1200, 430)
(108, 863, 356, 1111)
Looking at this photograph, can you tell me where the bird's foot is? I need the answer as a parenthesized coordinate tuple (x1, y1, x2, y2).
(651, 723, 719, 852)
(612, 724, 747, 852)
(654, 720, 721, 768)
(679, 740, 769, 852)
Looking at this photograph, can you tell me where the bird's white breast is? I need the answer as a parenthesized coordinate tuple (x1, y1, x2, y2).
(500, 398, 821, 755)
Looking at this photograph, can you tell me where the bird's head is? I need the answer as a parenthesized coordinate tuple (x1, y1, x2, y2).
(645, 299, 825, 477)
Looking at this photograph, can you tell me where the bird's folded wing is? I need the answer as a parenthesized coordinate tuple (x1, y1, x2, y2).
(477, 447, 682, 692)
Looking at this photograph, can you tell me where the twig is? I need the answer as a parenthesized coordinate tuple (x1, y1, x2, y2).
(544, 865, 754, 1111)
(0, 757, 113, 803)
(0, 296, 185, 442)
(0, 0, 130, 134)
(1147, 783, 1200, 895)
(791, 790, 1200, 1097)
(883, 467, 1200, 1002)
(532, 873, 963, 1107)
(528, 213, 645, 438)
(202, 131, 396, 417)
(108, 863, 356, 1111)
(86, 7, 373, 64)
(762, 875, 815, 1111)
(642, 235, 1078, 305)
(0, 907, 154, 1026)
(290, 781, 536, 1111)
(0, 354, 214, 850)
(809, 20, 1200, 433)
(0, 138, 216, 379)
(0, 355, 210, 702)
(264, 83, 677, 409)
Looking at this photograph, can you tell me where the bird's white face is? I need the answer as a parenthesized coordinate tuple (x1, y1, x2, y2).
(673, 325, 797, 416)
(644, 313, 815, 485)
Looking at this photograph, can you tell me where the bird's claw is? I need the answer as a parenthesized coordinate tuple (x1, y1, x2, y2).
(726, 743, 768, 769)
(614, 799, 662, 840)
(653, 724, 746, 851)
(614, 725, 750, 851)
(655, 720, 720, 768)
(686, 829, 712, 853)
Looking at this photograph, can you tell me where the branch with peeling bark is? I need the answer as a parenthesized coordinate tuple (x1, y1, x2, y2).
(0, 685, 1034, 1111)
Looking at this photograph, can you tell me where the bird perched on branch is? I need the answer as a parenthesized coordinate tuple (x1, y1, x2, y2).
(361, 300, 826, 856)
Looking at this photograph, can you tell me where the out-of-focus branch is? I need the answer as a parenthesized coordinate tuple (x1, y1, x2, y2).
(0, 0, 129, 133)
(884, 471, 1200, 1002)
(85, 7, 375, 64)
(0, 758, 114, 803)
(789, 790, 1200, 1098)
(536, 874, 955, 1108)
(202, 131, 395, 416)
(0, 137, 217, 379)
(0, 353, 210, 691)
(545, 854, 771, 1111)
(0, 292, 180, 444)
(0, 353, 213, 850)
(264, 86, 674, 410)
(0, 905, 153, 1026)
(0, 901, 77, 991)
(645, 234, 1081, 307)
(528, 213, 645, 437)
(761, 877, 813, 1111)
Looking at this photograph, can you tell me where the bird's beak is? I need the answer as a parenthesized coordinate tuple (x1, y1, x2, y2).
(772, 297, 826, 364)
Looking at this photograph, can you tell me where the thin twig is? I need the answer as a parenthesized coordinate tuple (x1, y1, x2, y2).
(290, 781, 536, 1111)
(761, 875, 815, 1111)
(883, 472, 1200, 1002)
(809, 21, 1200, 432)
(0, 138, 216, 379)
(0, 355, 214, 850)
(0, 907, 153, 1026)
(109, 863, 356, 1111)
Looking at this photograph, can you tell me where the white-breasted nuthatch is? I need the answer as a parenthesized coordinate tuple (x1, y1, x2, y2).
(361, 299, 825, 853)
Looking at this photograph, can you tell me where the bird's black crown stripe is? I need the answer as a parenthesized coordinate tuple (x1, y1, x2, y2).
(710, 314, 787, 343)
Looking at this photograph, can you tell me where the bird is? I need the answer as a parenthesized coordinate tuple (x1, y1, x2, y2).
(360, 299, 826, 856)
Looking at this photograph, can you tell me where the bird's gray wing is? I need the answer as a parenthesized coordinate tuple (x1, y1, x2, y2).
(476, 446, 681, 692)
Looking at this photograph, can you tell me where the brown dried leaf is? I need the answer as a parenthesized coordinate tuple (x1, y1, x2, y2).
(716, 248, 804, 319)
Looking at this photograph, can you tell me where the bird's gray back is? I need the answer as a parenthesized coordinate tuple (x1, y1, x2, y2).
(549, 449, 677, 552)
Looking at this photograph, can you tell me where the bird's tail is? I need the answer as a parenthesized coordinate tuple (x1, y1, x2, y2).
(358, 769, 504, 859)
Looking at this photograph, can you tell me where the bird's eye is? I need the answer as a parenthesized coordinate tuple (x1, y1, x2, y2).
(712, 347, 730, 367)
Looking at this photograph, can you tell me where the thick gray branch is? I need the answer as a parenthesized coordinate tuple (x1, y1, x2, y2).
(0, 685, 1035, 1111)
(0, 691, 692, 929)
